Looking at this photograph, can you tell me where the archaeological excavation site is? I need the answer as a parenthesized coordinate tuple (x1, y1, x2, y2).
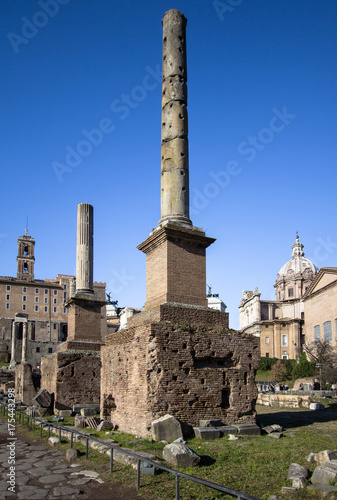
(3, 9, 261, 441)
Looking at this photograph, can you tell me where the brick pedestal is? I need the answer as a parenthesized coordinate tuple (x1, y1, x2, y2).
(66, 293, 106, 344)
(138, 224, 215, 309)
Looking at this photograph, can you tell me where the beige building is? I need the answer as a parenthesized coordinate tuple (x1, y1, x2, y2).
(303, 267, 337, 346)
(0, 229, 106, 367)
(239, 236, 318, 359)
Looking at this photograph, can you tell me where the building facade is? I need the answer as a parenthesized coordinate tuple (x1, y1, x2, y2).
(239, 236, 318, 359)
(303, 267, 337, 347)
(0, 229, 106, 367)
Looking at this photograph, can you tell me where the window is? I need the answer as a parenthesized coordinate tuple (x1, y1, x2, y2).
(282, 351, 288, 360)
(48, 348, 53, 354)
(63, 292, 67, 299)
(44, 289, 48, 294)
(63, 308, 67, 314)
(23, 296, 27, 302)
(265, 337, 269, 344)
(63, 285, 67, 290)
(53, 307, 57, 313)
(22, 305, 26, 311)
(265, 352, 269, 358)
(288, 288, 294, 297)
(6, 303, 10, 310)
(44, 306, 48, 312)
(6, 294, 10, 301)
(35, 305, 39, 312)
(36, 347, 40, 353)
(23, 262, 28, 273)
(314, 325, 321, 342)
(53, 290, 57, 295)
(35, 297, 39, 303)
(24, 245, 28, 256)
(282, 334, 288, 347)
(53, 298, 57, 304)
(44, 297, 48, 304)
(35, 288, 39, 294)
(6, 285, 10, 291)
(53, 324, 57, 330)
(324, 321, 332, 342)
(22, 287, 27, 293)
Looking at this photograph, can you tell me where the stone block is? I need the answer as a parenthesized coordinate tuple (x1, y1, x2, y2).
(217, 426, 238, 435)
(48, 437, 60, 447)
(163, 443, 200, 468)
(73, 404, 100, 413)
(310, 402, 325, 410)
(199, 419, 222, 428)
(314, 450, 337, 465)
(97, 420, 114, 432)
(193, 427, 220, 440)
(151, 414, 183, 442)
(80, 408, 97, 417)
(234, 424, 261, 436)
(32, 388, 53, 408)
(292, 477, 307, 489)
(74, 415, 87, 428)
(56, 410, 73, 418)
(287, 463, 310, 480)
(311, 462, 337, 485)
(66, 448, 79, 461)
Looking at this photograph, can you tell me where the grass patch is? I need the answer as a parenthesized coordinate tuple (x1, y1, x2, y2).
(7, 400, 337, 499)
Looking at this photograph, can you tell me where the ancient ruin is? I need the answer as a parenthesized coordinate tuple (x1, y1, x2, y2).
(40, 203, 106, 409)
(100, 9, 260, 437)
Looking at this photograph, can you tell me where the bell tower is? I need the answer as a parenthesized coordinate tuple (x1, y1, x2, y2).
(17, 228, 35, 281)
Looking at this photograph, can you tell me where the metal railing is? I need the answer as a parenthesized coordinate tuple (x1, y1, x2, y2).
(0, 402, 260, 500)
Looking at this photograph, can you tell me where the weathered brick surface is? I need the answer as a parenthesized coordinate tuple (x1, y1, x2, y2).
(67, 298, 103, 343)
(101, 312, 260, 437)
(138, 226, 215, 310)
(123, 303, 228, 331)
(41, 350, 101, 410)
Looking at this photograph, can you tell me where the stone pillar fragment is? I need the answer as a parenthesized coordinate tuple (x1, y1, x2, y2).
(76, 203, 93, 293)
(10, 322, 17, 367)
(159, 9, 191, 227)
(22, 322, 28, 363)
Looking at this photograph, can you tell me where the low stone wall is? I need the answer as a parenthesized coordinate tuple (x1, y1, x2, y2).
(257, 393, 312, 408)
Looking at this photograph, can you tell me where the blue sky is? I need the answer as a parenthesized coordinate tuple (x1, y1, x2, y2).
(1, 0, 336, 329)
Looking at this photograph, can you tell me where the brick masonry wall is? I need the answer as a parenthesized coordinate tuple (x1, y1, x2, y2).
(125, 303, 229, 330)
(41, 350, 101, 410)
(101, 319, 260, 437)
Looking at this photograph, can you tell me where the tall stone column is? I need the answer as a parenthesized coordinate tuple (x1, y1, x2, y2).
(76, 203, 93, 293)
(22, 322, 28, 363)
(159, 9, 191, 227)
(10, 322, 17, 367)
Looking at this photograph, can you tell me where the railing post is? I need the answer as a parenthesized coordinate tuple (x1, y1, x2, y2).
(110, 448, 113, 473)
(86, 438, 89, 459)
(137, 459, 141, 490)
(175, 474, 180, 500)
(70, 431, 73, 449)
(40, 422, 43, 438)
(59, 427, 61, 443)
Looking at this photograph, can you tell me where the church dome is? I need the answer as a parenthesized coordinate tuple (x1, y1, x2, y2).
(277, 235, 318, 278)
(275, 235, 318, 301)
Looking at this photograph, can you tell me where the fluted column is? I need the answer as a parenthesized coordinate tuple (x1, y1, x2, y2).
(76, 203, 93, 293)
(159, 9, 191, 227)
